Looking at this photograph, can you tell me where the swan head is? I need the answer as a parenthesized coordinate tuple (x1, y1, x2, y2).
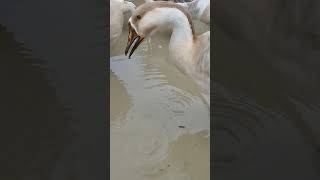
(125, 1, 193, 58)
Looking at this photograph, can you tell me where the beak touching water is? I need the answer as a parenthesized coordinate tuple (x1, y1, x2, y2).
(125, 22, 145, 59)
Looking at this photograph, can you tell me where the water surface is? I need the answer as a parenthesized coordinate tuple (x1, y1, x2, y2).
(110, 8, 210, 179)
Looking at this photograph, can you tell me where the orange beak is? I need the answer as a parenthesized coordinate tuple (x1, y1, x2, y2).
(125, 22, 145, 59)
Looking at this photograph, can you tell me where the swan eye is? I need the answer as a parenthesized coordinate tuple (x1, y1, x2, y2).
(137, 15, 141, 20)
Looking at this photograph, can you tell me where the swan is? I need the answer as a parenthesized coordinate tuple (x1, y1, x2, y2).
(177, 0, 210, 25)
(110, 0, 136, 46)
(145, 0, 193, 2)
(124, 1, 210, 106)
(144, 0, 210, 25)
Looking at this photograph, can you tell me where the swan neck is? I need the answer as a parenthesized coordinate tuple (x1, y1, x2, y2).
(165, 8, 195, 49)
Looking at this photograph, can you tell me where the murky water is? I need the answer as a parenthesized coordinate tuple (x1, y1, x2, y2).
(110, 2, 210, 179)
(212, 24, 320, 179)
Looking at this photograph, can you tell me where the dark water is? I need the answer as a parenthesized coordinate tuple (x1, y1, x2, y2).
(0, 24, 71, 179)
(213, 0, 320, 179)
(0, 0, 107, 179)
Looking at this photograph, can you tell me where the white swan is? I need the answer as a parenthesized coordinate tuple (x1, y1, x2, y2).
(110, 0, 136, 46)
(125, 1, 210, 105)
(177, 0, 210, 25)
(144, 0, 210, 25)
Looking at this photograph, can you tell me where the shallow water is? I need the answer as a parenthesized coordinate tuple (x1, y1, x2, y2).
(110, 5, 210, 180)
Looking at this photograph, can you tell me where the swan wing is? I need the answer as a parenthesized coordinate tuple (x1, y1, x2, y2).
(196, 31, 210, 79)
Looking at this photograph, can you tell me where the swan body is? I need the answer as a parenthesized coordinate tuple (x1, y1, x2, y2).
(177, 0, 210, 25)
(125, 1, 210, 105)
(110, 0, 136, 46)
(144, 0, 210, 25)
(145, 0, 193, 2)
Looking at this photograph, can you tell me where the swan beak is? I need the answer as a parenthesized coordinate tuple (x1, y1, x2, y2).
(125, 23, 145, 59)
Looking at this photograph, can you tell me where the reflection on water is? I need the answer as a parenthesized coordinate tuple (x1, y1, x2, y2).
(110, 8, 210, 179)
(110, 71, 133, 122)
(212, 25, 320, 179)
(0, 24, 71, 179)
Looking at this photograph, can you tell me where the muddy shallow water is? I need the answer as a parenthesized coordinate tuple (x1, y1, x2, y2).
(110, 3, 210, 179)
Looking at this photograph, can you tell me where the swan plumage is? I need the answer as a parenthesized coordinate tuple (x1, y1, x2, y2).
(110, 0, 136, 46)
(144, 0, 210, 25)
